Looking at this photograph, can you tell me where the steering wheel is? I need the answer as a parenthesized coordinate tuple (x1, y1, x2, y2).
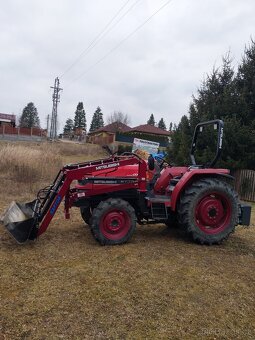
(155, 156, 172, 169)
(161, 157, 172, 168)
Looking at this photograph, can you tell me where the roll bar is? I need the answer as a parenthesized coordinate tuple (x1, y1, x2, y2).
(190, 119, 224, 168)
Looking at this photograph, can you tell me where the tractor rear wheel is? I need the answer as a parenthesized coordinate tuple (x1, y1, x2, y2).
(80, 207, 92, 225)
(178, 178, 238, 245)
(90, 198, 136, 245)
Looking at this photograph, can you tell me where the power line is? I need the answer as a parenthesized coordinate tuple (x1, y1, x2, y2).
(60, 0, 135, 78)
(67, 0, 142, 72)
(68, 0, 173, 85)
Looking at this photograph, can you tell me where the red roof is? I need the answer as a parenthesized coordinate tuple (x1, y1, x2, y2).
(130, 124, 170, 136)
(89, 122, 132, 134)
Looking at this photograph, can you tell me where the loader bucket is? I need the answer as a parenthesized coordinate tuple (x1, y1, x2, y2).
(0, 200, 37, 244)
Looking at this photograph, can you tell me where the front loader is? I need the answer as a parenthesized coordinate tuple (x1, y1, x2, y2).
(0, 120, 251, 246)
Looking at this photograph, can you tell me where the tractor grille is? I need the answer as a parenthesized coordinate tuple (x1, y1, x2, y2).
(151, 203, 167, 220)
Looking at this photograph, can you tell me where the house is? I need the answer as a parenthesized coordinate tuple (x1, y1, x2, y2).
(88, 122, 132, 146)
(128, 124, 170, 146)
(88, 122, 171, 152)
(0, 113, 16, 127)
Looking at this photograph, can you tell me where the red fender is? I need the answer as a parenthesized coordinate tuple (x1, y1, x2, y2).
(170, 168, 230, 211)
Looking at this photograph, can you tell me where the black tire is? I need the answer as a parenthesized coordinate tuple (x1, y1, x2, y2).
(90, 198, 136, 245)
(164, 211, 179, 228)
(178, 178, 238, 245)
(80, 207, 92, 225)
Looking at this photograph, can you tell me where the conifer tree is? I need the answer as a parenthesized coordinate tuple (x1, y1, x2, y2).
(19, 102, 40, 128)
(158, 118, 166, 130)
(96, 107, 104, 128)
(147, 114, 155, 126)
(171, 115, 191, 165)
(89, 106, 104, 132)
(236, 40, 255, 125)
(170, 44, 255, 170)
(74, 102, 86, 131)
(63, 118, 74, 134)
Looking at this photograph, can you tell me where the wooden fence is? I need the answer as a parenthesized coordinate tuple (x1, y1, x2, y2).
(234, 169, 255, 202)
(0, 125, 45, 137)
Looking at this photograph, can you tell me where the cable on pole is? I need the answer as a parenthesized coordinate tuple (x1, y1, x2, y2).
(60, 0, 136, 78)
(68, 0, 173, 86)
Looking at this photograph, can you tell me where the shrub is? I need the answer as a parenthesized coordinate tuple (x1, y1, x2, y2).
(117, 144, 132, 155)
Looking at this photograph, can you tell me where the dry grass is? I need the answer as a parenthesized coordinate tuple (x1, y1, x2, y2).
(0, 141, 254, 339)
(0, 144, 62, 183)
(0, 141, 106, 194)
(56, 141, 105, 157)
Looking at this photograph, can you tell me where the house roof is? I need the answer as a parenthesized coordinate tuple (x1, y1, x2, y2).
(89, 121, 132, 134)
(129, 124, 170, 136)
(0, 113, 16, 122)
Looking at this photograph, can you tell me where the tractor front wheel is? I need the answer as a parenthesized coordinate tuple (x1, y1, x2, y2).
(90, 198, 136, 245)
(178, 178, 238, 245)
(80, 206, 92, 225)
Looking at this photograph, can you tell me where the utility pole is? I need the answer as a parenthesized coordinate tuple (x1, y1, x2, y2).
(46, 114, 50, 137)
(50, 77, 63, 140)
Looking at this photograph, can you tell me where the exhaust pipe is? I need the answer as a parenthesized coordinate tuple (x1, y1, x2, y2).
(0, 200, 38, 244)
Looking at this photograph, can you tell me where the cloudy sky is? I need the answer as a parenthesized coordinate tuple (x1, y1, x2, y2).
(1, 0, 254, 131)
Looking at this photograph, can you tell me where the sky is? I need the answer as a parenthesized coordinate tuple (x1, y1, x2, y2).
(1, 0, 255, 132)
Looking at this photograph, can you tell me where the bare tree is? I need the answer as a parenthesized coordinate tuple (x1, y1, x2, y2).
(107, 111, 131, 126)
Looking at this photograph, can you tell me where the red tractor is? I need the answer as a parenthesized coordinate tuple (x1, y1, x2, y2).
(0, 120, 251, 246)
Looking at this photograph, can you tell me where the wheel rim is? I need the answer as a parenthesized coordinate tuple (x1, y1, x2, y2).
(195, 192, 231, 234)
(100, 209, 131, 240)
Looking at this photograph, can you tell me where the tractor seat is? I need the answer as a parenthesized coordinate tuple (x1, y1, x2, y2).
(147, 163, 161, 191)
